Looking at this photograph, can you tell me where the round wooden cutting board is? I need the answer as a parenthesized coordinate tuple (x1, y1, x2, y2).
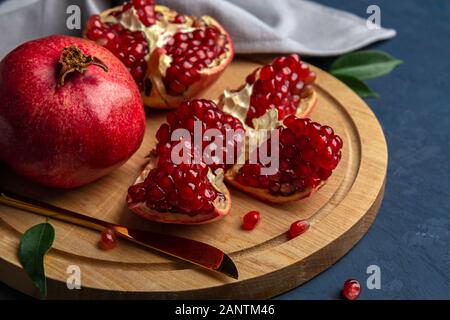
(0, 58, 387, 299)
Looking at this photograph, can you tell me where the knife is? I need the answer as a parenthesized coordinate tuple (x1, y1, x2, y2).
(0, 189, 238, 279)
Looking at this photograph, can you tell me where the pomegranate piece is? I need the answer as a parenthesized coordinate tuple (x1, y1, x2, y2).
(86, 15, 149, 90)
(155, 99, 245, 172)
(0, 35, 145, 188)
(85, 1, 234, 109)
(225, 115, 343, 204)
(129, 158, 224, 216)
(127, 0, 157, 26)
(126, 53, 342, 220)
(342, 279, 361, 300)
(129, 95, 342, 220)
(163, 27, 228, 96)
(288, 220, 310, 239)
(220, 54, 317, 127)
(127, 100, 237, 224)
(99, 228, 118, 250)
(242, 211, 261, 230)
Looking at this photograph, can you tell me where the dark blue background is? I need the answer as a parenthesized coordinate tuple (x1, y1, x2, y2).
(1, 0, 449, 300)
(276, 0, 450, 300)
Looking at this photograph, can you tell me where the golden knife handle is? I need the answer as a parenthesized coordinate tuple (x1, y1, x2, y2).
(0, 190, 112, 232)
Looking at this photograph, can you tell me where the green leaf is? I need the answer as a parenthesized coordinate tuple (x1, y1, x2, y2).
(19, 223, 55, 299)
(334, 74, 379, 98)
(330, 50, 402, 80)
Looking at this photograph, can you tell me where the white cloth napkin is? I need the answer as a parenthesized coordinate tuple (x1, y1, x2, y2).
(0, 0, 396, 58)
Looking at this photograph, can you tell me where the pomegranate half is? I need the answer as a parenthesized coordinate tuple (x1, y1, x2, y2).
(127, 100, 236, 224)
(224, 113, 343, 204)
(0, 35, 146, 188)
(85, 0, 234, 109)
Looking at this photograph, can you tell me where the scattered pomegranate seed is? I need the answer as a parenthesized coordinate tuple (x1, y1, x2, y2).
(242, 211, 261, 230)
(342, 279, 361, 300)
(99, 228, 117, 250)
(288, 220, 310, 239)
(245, 54, 316, 126)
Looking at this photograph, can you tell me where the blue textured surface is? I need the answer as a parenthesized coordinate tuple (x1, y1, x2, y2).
(1, 0, 449, 300)
(276, 0, 450, 300)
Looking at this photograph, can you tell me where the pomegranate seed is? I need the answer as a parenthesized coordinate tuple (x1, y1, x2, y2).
(304, 71, 316, 85)
(242, 211, 261, 230)
(99, 228, 117, 250)
(171, 14, 186, 24)
(288, 220, 310, 239)
(342, 279, 361, 300)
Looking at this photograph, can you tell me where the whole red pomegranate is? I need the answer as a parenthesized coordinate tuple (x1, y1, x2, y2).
(0, 35, 146, 188)
(85, 0, 234, 109)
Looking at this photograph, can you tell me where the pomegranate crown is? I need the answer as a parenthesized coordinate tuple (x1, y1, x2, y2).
(58, 45, 108, 86)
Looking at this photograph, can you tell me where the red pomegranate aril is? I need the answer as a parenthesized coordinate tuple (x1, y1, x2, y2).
(260, 65, 274, 81)
(242, 211, 261, 230)
(298, 63, 310, 78)
(99, 228, 118, 250)
(156, 123, 171, 142)
(288, 220, 310, 239)
(169, 80, 186, 94)
(342, 279, 361, 300)
(300, 84, 314, 98)
(273, 56, 287, 69)
(320, 125, 334, 138)
(318, 168, 332, 180)
(304, 71, 316, 85)
(172, 14, 186, 24)
(128, 183, 147, 202)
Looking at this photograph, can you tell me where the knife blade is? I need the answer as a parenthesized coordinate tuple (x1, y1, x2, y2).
(0, 189, 238, 279)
